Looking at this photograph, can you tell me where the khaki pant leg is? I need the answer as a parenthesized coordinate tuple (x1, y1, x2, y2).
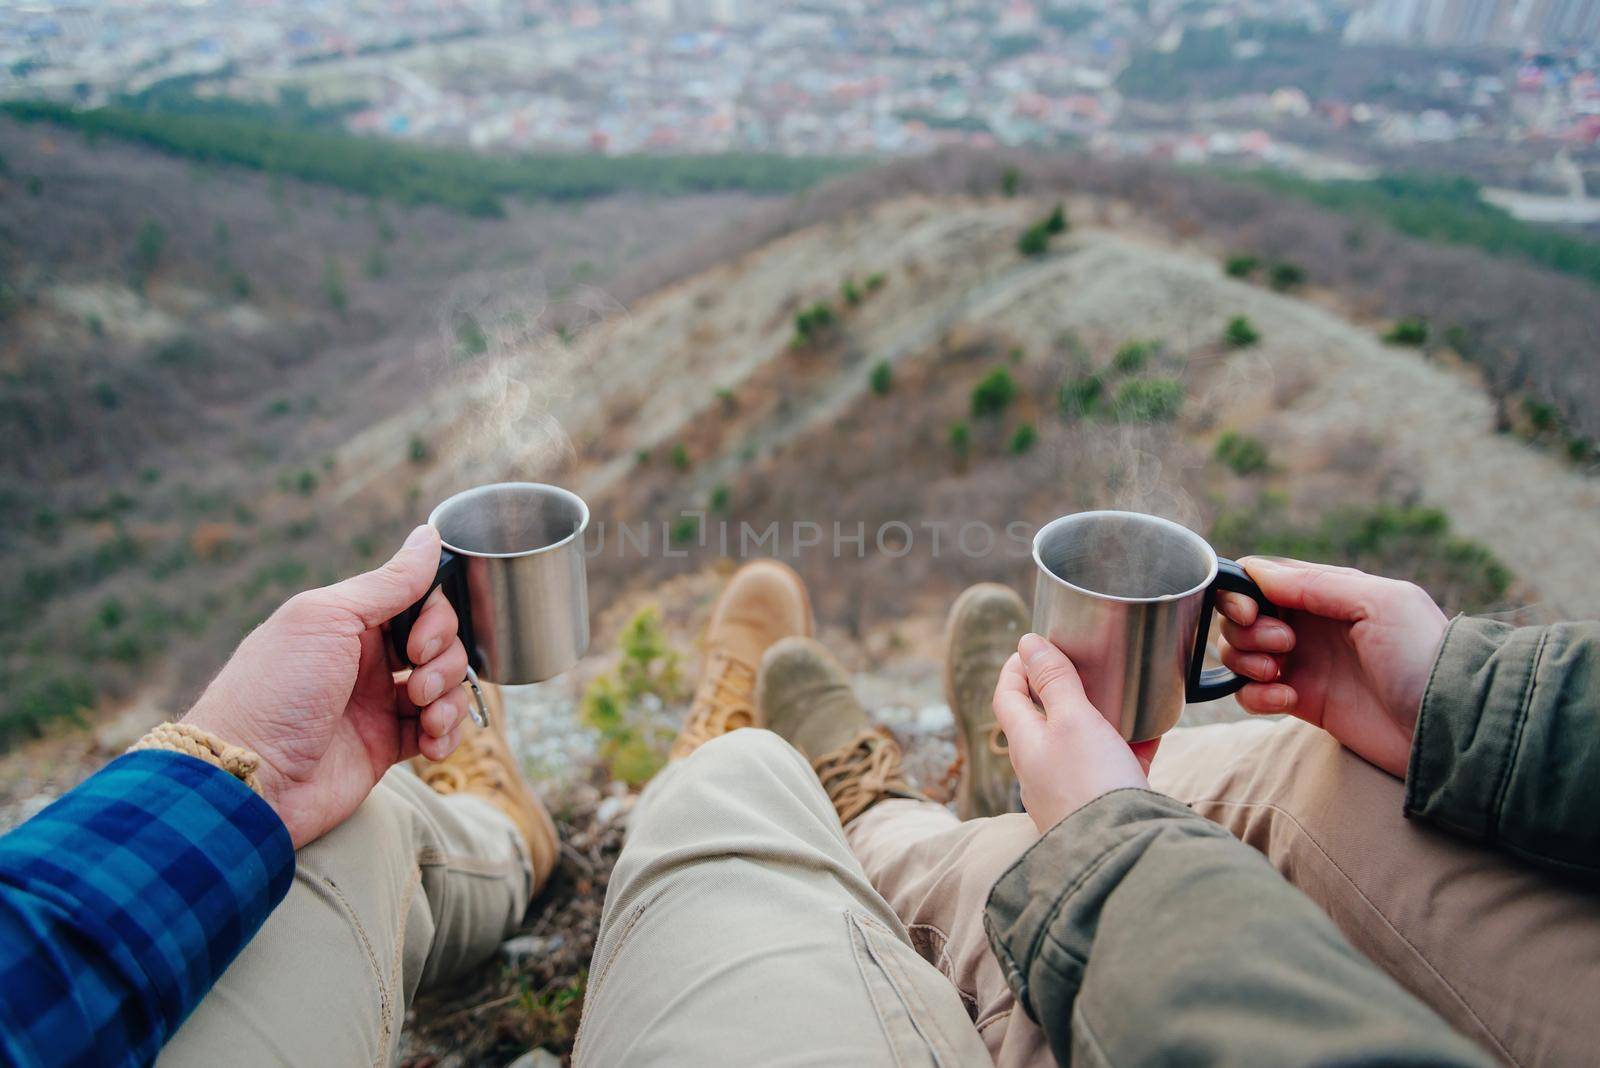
(1150, 716, 1600, 1068)
(160, 766, 533, 1068)
(847, 801, 1053, 1068)
(573, 729, 990, 1068)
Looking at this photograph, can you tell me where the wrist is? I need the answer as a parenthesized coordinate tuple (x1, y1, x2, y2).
(128, 721, 266, 795)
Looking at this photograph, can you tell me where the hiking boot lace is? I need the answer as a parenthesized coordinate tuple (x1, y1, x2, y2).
(671, 649, 758, 758)
(414, 732, 509, 796)
(812, 727, 920, 825)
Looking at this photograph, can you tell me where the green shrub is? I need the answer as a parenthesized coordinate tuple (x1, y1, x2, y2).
(715, 387, 738, 413)
(670, 443, 690, 471)
(1215, 430, 1269, 474)
(865, 272, 887, 292)
(1114, 377, 1184, 421)
(841, 277, 862, 306)
(709, 483, 730, 512)
(455, 315, 488, 357)
(1268, 262, 1306, 291)
(793, 301, 835, 347)
(152, 336, 212, 369)
(1224, 315, 1260, 348)
(1224, 254, 1259, 278)
(1045, 202, 1067, 234)
(408, 435, 429, 464)
(1009, 423, 1037, 454)
(580, 606, 685, 786)
(1112, 339, 1156, 374)
(1060, 373, 1103, 417)
(133, 219, 166, 277)
(1017, 222, 1050, 257)
(98, 598, 126, 630)
(1384, 318, 1429, 346)
(1524, 398, 1559, 433)
(364, 247, 388, 279)
(323, 256, 346, 313)
(948, 421, 970, 454)
(635, 448, 651, 466)
(869, 360, 892, 395)
(294, 469, 317, 496)
(671, 516, 698, 544)
(1001, 165, 1021, 197)
(971, 368, 1018, 417)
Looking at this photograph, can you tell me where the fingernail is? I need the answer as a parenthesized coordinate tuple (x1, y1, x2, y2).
(403, 524, 433, 550)
(424, 671, 443, 702)
(420, 637, 441, 662)
(1262, 686, 1289, 709)
(1019, 633, 1051, 662)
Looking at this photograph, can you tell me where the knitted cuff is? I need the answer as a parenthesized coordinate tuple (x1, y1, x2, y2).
(128, 721, 264, 794)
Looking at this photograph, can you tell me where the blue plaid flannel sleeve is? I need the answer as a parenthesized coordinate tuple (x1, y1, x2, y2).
(0, 750, 294, 1068)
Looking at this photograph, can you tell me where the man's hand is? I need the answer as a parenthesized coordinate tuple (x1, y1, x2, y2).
(1217, 557, 1448, 780)
(993, 633, 1160, 834)
(183, 525, 472, 848)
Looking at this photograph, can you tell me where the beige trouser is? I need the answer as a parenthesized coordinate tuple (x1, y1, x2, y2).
(573, 728, 992, 1066)
(849, 716, 1600, 1068)
(161, 765, 533, 1068)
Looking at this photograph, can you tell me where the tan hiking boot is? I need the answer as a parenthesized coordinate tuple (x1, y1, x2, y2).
(759, 636, 920, 825)
(945, 583, 1028, 820)
(669, 560, 812, 760)
(412, 685, 559, 893)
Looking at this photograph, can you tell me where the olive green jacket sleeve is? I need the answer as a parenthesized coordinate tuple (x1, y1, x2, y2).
(984, 789, 1491, 1068)
(1405, 615, 1600, 879)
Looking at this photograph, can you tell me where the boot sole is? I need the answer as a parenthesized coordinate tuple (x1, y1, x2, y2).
(944, 583, 1025, 820)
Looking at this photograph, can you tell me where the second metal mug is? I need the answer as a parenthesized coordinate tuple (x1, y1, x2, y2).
(1031, 510, 1274, 742)
(389, 482, 591, 726)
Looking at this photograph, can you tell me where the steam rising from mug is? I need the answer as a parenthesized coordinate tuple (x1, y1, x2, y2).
(389, 483, 591, 727)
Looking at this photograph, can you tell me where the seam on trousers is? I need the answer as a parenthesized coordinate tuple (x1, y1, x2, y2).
(847, 913, 915, 1068)
(1190, 797, 1517, 1066)
(417, 847, 521, 879)
(853, 910, 976, 1067)
(320, 876, 396, 1062)
(572, 897, 652, 1063)
(380, 865, 422, 1068)
(976, 1008, 1011, 1035)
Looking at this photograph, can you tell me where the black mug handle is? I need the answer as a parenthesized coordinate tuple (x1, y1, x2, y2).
(1185, 557, 1278, 703)
(386, 549, 490, 727)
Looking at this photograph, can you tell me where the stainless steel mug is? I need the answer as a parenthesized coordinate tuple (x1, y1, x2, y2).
(389, 482, 590, 727)
(1031, 510, 1274, 742)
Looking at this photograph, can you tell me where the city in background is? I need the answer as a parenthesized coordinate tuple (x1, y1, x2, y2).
(2, 0, 1598, 210)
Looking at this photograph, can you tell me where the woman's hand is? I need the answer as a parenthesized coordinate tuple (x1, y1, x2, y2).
(993, 633, 1160, 834)
(183, 525, 473, 848)
(1217, 557, 1448, 780)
